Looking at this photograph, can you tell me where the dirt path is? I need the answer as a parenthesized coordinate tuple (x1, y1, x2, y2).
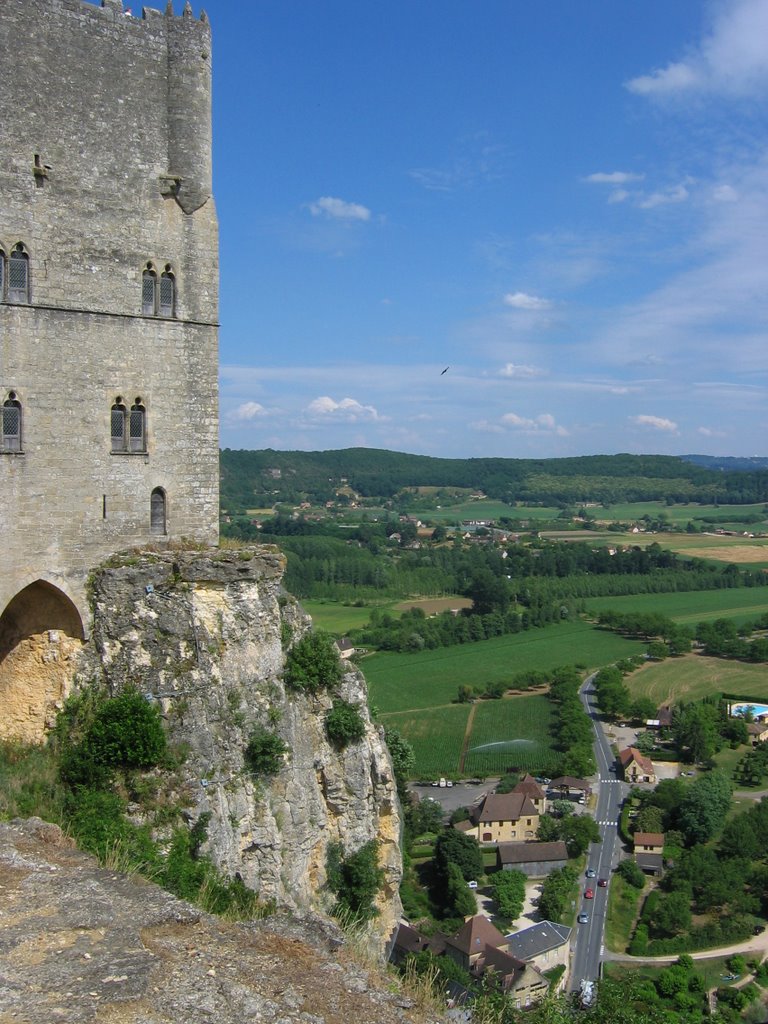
(607, 926, 768, 965)
(458, 703, 477, 774)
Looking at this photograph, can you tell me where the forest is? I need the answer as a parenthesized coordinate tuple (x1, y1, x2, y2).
(220, 447, 768, 511)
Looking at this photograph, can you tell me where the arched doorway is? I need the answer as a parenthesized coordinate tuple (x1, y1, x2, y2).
(0, 581, 85, 743)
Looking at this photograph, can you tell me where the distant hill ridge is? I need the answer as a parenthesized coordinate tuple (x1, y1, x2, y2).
(220, 448, 768, 512)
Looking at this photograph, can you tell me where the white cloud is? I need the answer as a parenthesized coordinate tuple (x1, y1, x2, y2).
(626, 0, 768, 99)
(499, 411, 568, 436)
(631, 414, 679, 432)
(639, 184, 690, 209)
(231, 401, 267, 421)
(498, 362, 545, 379)
(608, 189, 630, 204)
(503, 291, 551, 311)
(713, 184, 739, 202)
(307, 196, 371, 221)
(584, 171, 645, 184)
(306, 396, 382, 421)
(698, 425, 727, 438)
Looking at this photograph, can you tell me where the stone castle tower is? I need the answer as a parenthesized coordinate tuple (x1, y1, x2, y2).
(0, 0, 219, 738)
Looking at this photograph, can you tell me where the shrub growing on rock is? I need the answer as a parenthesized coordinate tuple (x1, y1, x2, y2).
(245, 728, 288, 776)
(284, 631, 342, 693)
(60, 688, 166, 787)
(325, 700, 365, 749)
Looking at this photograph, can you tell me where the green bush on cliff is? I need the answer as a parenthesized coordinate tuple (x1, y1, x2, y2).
(245, 727, 288, 776)
(284, 631, 343, 693)
(325, 700, 365, 749)
(59, 687, 166, 788)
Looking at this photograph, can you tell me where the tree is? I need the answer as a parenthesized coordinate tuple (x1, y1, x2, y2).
(383, 727, 414, 803)
(410, 799, 445, 837)
(537, 815, 561, 842)
(284, 631, 343, 693)
(617, 859, 646, 889)
(634, 804, 664, 835)
(560, 814, 600, 857)
(491, 869, 526, 921)
(678, 769, 732, 845)
(328, 839, 383, 919)
(653, 891, 691, 937)
(446, 861, 478, 918)
(325, 699, 366, 748)
(245, 727, 288, 776)
(433, 829, 484, 885)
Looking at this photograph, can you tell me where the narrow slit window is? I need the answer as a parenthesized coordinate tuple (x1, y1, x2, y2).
(0, 249, 5, 299)
(111, 401, 127, 452)
(8, 245, 29, 304)
(150, 487, 167, 535)
(142, 267, 156, 315)
(159, 268, 175, 317)
(129, 401, 146, 452)
(2, 395, 22, 452)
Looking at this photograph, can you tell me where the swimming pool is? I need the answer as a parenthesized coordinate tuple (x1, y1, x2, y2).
(731, 702, 768, 719)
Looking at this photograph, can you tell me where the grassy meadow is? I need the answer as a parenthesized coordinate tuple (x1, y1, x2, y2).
(364, 619, 644, 715)
(625, 655, 768, 707)
(584, 587, 768, 626)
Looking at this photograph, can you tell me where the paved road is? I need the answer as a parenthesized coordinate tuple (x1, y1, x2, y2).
(568, 677, 629, 992)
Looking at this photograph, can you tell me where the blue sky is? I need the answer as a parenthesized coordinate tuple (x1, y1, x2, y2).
(196, 1, 765, 458)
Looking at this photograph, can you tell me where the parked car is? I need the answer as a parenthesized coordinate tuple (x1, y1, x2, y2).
(577, 912, 590, 924)
(585, 888, 594, 899)
(754, 924, 765, 935)
(468, 880, 478, 890)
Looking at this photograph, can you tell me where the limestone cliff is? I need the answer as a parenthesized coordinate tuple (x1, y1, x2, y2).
(76, 547, 402, 946)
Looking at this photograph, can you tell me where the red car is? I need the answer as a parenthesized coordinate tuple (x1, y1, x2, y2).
(598, 878, 608, 888)
(584, 888, 594, 899)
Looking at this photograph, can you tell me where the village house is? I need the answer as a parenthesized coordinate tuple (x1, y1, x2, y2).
(440, 916, 549, 1009)
(747, 722, 768, 746)
(503, 920, 572, 981)
(496, 840, 569, 878)
(460, 792, 540, 844)
(511, 774, 547, 814)
(618, 747, 657, 784)
(634, 832, 665, 875)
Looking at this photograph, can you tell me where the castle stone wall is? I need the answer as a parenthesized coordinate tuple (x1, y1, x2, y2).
(0, 0, 219, 627)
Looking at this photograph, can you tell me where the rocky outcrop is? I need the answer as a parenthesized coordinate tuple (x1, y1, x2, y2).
(76, 547, 402, 947)
(0, 818, 425, 1024)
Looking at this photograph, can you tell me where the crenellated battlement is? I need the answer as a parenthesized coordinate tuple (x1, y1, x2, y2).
(78, 0, 210, 30)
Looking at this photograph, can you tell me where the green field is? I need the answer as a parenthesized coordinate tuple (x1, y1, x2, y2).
(300, 600, 388, 633)
(463, 695, 560, 777)
(363, 620, 643, 715)
(379, 703, 471, 778)
(625, 655, 768, 707)
(597, 501, 768, 527)
(584, 588, 768, 625)
(407, 499, 561, 524)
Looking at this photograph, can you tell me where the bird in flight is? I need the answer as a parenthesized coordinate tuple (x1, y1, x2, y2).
(440, 366, 450, 375)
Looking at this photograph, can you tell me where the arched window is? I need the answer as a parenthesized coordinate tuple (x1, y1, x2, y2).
(8, 244, 29, 304)
(111, 398, 127, 452)
(150, 487, 167, 535)
(142, 262, 176, 317)
(159, 266, 175, 317)
(142, 264, 157, 315)
(129, 399, 146, 453)
(2, 393, 22, 452)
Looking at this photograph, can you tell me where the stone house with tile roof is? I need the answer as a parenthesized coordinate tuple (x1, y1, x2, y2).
(618, 747, 656, 784)
(462, 793, 540, 844)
